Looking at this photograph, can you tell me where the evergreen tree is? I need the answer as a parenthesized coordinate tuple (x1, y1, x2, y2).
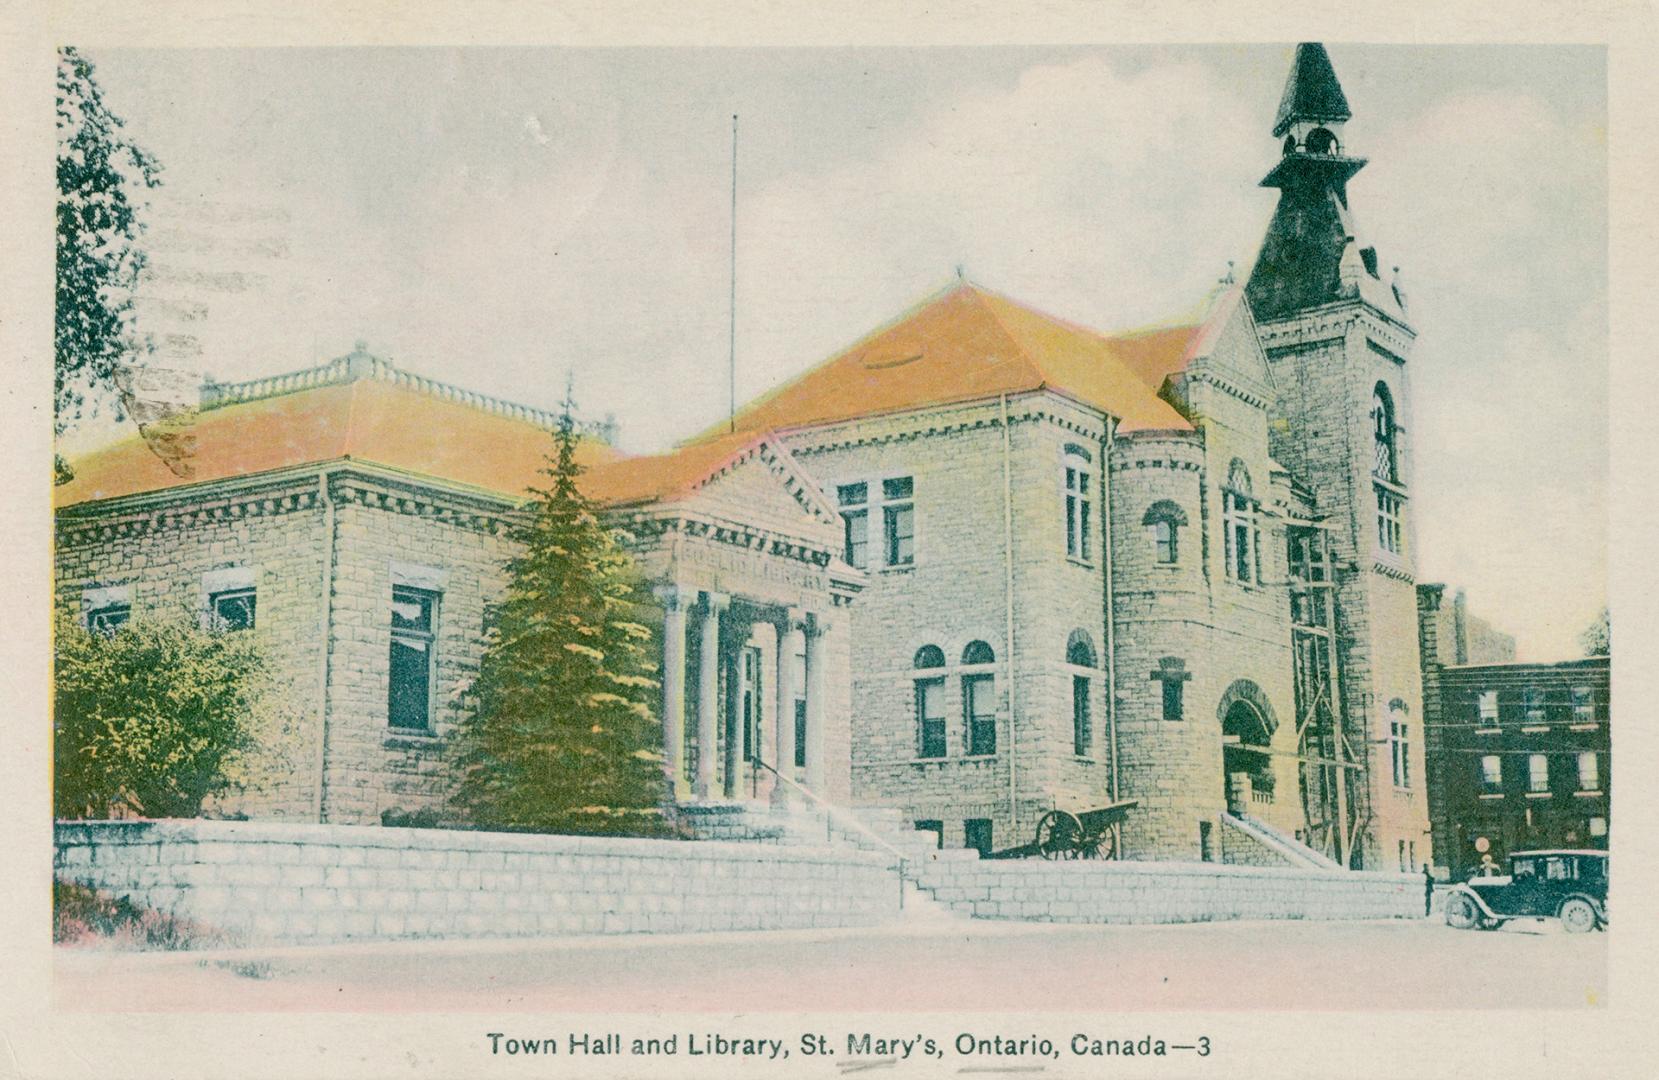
(1579, 606, 1609, 657)
(451, 387, 665, 834)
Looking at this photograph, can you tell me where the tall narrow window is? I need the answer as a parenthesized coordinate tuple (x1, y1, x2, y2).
(1067, 631, 1096, 758)
(1571, 686, 1595, 724)
(1152, 656, 1189, 721)
(964, 818, 993, 857)
(1479, 754, 1502, 794)
(1223, 461, 1257, 584)
(961, 640, 996, 755)
(1143, 500, 1187, 566)
(389, 586, 439, 731)
(1373, 383, 1405, 557)
(1389, 711, 1411, 789)
(882, 476, 915, 567)
(1523, 688, 1546, 724)
(1577, 752, 1599, 792)
(838, 482, 869, 569)
(1528, 753, 1550, 794)
(1064, 451, 1092, 562)
(793, 648, 807, 768)
(1477, 690, 1499, 725)
(914, 645, 947, 758)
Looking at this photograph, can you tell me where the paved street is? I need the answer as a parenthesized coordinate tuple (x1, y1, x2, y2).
(55, 914, 1605, 1012)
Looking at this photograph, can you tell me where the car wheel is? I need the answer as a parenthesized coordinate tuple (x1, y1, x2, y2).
(1445, 892, 1480, 930)
(1559, 897, 1598, 934)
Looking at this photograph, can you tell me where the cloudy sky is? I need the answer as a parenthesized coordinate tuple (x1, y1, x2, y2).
(76, 44, 1606, 660)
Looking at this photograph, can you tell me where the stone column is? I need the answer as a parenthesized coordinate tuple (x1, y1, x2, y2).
(772, 607, 805, 806)
(804, 612, 829, 795)
(655, 584, 690, 799)
(695, 591, 729, 799)
(723, 638, 743, 800)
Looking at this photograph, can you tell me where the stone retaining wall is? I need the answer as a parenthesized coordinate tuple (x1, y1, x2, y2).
(55, 820, 901, 948)
(914, 855, 1421, 923)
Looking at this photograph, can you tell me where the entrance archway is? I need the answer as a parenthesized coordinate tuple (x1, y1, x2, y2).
(1218, 680, 1279, 808)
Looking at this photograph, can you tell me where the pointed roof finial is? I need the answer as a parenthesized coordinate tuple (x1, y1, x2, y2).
(1221, 259, 1236, 285)
(956, 263, 966, 283)
(1272, 43, 1352, 138)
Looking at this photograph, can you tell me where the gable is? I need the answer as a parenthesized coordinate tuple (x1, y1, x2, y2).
(1179, 288, 1275, 401)
(676, 444, 840, 548)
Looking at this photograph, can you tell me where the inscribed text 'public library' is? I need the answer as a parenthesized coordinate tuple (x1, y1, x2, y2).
(59, 44, 1555, 873)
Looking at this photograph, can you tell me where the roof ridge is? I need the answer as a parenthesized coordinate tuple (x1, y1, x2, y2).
(959, 285, 1051, 387)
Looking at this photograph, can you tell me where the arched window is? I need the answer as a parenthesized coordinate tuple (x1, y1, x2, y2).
(1373, 383, 1405, 556)
(1372, 384, 1397, 482)
(1063, 449, 1093, 562)
(961, 640, 996, 755)
(1142, 500, 1188, 566)
(1223, 460, 1260, 584)
(914, 645, 946, 759)
(1305, 126, 1338, 155)
(1066, 631, 1096, 756)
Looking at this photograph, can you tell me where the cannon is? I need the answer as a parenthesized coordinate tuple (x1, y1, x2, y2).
(985, 799, 1139, 860)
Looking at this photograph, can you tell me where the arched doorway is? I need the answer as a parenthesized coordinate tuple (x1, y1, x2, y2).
(1218, 680, 1279, 810)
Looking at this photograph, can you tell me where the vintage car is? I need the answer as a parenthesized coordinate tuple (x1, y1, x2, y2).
(1444, 849, 1607, 933)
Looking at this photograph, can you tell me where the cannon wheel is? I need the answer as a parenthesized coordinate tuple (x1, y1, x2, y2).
(1077, 827, 1115, 861)
(1036, 810, 1084, 860)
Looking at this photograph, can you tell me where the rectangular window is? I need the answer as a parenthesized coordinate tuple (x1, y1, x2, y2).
(1198, 820, 1213, 862)
(916, 677, 946, 758)
(1480, 754, 1502, 794)
(1390, 720, 1410, 789)
(914, 820, 943, 849)
(963, 673, 996, 755)
(1072, 674, 1091, 757)
(1162, 677, 1184, 721)
(882, 476, 915, 567)
(1571, 686, 1595, 724)
(1065, 464, 1092, 561)
(1398, 839, 1407, 872)
(86, 601, 132, 636)
(964, 818, 993, 857)
(209, 587, 257, 632)
(1477, 690, 1499, 724)
(1528, 753, 1549, 794)
(1577, 752, 1599, 792)
(389, 586, 438, 730)
(838, 482, 869, 569)
(1375, 486, 1404, 555)
(1523, 688, 1546, 724)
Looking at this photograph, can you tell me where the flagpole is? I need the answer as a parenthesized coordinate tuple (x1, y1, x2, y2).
(728, 113, 738, 435)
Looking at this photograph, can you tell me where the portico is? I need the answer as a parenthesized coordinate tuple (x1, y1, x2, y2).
(581, 432, 863, 809)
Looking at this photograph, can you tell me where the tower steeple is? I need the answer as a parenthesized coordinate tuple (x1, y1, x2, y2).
(1246, 43, 1403, 323)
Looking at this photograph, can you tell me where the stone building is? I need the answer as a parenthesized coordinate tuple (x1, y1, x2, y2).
(1417, 586, 1609, 878)
(55, 43, 1434, 868)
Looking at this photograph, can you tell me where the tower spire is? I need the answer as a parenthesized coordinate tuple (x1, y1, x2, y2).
(1272, 43, 1353, 138)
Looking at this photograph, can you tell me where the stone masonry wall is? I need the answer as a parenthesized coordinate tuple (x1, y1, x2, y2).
(915, 856, 1421, 924)
(55, 476, 333, 821)
(55, 820, 901, 947)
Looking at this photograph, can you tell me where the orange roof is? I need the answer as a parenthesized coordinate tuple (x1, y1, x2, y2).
(56, 376, 622, 508)
(577, 429, 762, 509)
(699, 283, 1200, 442)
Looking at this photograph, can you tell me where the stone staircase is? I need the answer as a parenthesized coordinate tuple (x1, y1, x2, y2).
(1219, 811, 1344, 871)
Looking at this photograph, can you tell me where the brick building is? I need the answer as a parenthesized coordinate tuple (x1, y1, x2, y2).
(1417, 586, 1609, 878)
(55, 44, 1435, 868)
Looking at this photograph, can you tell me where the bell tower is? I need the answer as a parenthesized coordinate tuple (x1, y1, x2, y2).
(1247, 44, 1431, 872)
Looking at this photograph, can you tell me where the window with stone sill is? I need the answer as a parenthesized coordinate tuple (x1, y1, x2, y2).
(961, 640, 997, 756)
(914, 644, 947, 760)
(208, 588, 257, 632)
(1479, 754, 1502, 795)
(1528, 753, 1550, 794)
(389, 586, 440, 731)
(883, 476, 915, 567)
(86, 601, 131, 636)
(837, 482, 869, 569)
(1063, 451, 1093, 563)
(1066, 630, 1097, 757)
(1222, 460, 1261, 585)
(1577, 752, 1599, 793)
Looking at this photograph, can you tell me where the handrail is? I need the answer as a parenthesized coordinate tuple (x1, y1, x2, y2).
(752, 759, 909, 909)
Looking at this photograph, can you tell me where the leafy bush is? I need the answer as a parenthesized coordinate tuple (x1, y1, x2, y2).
(54, 609, 275, 819)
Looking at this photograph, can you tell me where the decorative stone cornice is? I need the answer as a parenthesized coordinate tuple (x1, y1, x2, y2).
(1372, 559, 1416, 583)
